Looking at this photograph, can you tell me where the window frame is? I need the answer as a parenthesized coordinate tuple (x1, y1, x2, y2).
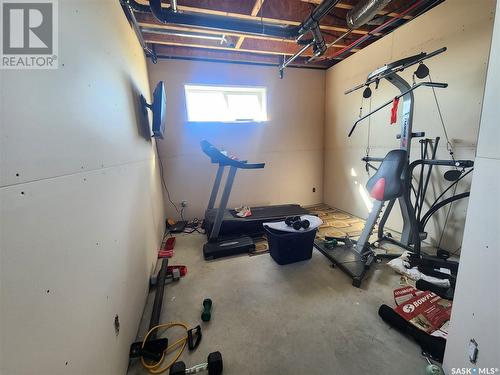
(184, 84, 268, 124)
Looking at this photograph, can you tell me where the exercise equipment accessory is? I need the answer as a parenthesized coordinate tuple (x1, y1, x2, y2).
(169, 352, 223, 375)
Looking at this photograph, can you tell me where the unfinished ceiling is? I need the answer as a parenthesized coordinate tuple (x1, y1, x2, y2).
(122, 0, 444, 71)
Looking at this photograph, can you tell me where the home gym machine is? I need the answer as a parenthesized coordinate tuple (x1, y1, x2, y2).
(315, 47, 474, 287)
(201, 140, 309, 260)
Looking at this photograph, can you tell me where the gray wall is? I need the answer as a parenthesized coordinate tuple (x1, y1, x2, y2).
(444, 0, 500, 370)
(0, 1, 165, 374)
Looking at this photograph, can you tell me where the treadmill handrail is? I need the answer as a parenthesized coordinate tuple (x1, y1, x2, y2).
(201, 140, 265, 169)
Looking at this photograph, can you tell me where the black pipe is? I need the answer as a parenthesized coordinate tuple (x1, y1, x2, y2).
(130, 0, 339, 40)
(299, 0, 341, 34)
(130, 0, 341, 73)
(310, 25, 327, 56)
(149, 258, 169, 340)
(148, 0, 300, 38)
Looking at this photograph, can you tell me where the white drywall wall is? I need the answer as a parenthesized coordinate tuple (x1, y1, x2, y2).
(323, 0, 495, 251)
(147, 60, 325, 220)
(444, 0, 500, 370)
(0, 1, 165, 374)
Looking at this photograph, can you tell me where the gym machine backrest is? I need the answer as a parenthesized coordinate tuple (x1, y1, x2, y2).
(366, 149, 407, 202)
(358, 149, 418, 257)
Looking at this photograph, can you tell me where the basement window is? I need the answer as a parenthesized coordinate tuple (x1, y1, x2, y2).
(184, 85, 268, 123)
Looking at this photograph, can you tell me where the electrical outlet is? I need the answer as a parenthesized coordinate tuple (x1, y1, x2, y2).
(181, 200, 188, 208)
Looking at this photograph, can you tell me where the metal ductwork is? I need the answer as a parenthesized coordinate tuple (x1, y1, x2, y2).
(278, 0, 341, 75)
(127, 0, 340, 41)
(125, 0, 341, 74)
(298, 0, 340, 57)
(145, 0, 339, 44)
(346, 0, 394, 30)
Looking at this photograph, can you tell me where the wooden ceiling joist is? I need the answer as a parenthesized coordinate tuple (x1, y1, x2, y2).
(235, 0, 266, 50)
(144, 34, 356, 59)
(136, 15, 360, 49)
(250, 0, 266, 16)
(135, 0, 370, 35)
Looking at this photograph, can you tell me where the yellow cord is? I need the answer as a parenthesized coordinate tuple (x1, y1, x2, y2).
(140, 322, 190, 374)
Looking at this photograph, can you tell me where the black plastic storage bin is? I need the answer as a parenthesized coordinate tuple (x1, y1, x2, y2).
(264, 226, 317, 265)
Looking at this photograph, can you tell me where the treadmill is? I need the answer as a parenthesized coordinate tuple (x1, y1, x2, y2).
(201, 140, 309, 260)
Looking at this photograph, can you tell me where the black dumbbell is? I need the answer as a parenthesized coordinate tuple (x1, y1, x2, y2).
(201, 298, 212, 322)
(292, 219, 310, 230)
(169, 351, 223, 375)
(285, 216, 310, 230)
(284, 216, 301, 226)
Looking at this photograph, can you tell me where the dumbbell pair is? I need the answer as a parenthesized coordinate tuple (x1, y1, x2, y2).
(170, 351, 223, 375)
(284, 216, 310, 230)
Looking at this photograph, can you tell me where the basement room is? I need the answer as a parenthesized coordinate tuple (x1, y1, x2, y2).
(0, 0, 499, 374)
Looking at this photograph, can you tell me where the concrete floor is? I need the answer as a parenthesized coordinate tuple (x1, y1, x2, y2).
(127, 233, 427, 375)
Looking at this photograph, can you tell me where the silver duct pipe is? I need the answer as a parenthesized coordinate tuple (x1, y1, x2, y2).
(170, 0, 177, 12)
(346, 0, 393, 30)
(141, 27, 228, 44)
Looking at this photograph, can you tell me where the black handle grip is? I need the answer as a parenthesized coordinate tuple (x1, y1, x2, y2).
(187, 325, 202, 351)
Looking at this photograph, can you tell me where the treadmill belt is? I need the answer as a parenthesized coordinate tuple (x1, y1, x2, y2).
(229, 205, 309, 220)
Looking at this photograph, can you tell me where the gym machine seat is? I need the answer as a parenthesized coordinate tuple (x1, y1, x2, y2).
(201, 140, 309, 260)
